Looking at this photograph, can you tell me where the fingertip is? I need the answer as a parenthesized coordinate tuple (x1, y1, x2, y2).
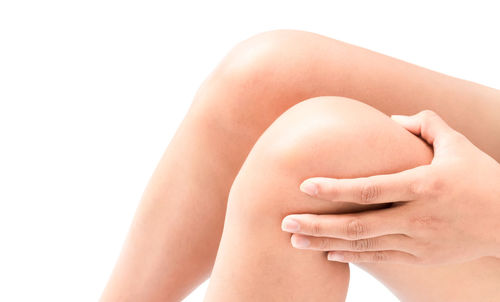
(290, 234, 310, 248)
(300, 180, 318, 196)
(390, 114, 410, 124)
(281, 216, 300, 232)
(327, 252, 346, 262)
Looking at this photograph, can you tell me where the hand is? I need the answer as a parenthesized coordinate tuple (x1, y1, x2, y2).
(281, 110, 500, 265)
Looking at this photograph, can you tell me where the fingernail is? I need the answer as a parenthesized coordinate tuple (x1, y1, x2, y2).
(328, 252, 345, 262)
(291, 235, 310, 248)
(300, 181, 318, 196)
(390, 115, 409, 123)
(281, 217, 300, 232)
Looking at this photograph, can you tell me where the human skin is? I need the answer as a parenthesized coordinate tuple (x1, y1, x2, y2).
(204, 97, 500, 302)
(282, 110, 500, 265)
(99, 29, 500, 301)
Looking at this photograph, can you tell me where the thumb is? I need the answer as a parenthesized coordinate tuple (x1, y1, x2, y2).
(390, 110, 456, 146)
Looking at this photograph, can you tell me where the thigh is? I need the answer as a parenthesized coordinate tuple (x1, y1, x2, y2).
(205, 29, 500, 161)
(213, 96, 500, 302)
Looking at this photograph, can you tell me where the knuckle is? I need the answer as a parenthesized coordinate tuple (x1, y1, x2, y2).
(410, 215, 440, 231)
(372, 251, 387, 263)
(310, 221, 323, 236)
(345, 218, 366, 240)
(420, 110, 438, 123)
(359, 181, 381, 203)
(420, 110, 438, 135)
(410, 172, 444, 198)
(317, 238, 331, 250)
(350, 238, 374, 251)
(410, 178, 429, 197)
(425, 176, 446, 197)
(408, 177, 424, 196)
(345, 252, 360, 263)
(421, 109, 437, 118)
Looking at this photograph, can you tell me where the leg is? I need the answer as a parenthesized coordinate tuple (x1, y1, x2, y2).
(200, 29, 500, 161)
(204, 97, 500, 302)
(101, 29, 500, 301)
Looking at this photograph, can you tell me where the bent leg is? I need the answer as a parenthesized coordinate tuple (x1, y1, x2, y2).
(204, 96, 427, 301)
(203, 29, 500, 162)
(204, 96, 500, 302)
(102, 29, 500, 301)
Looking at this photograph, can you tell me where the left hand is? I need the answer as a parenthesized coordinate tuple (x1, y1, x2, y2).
(280, 110, 500, 265)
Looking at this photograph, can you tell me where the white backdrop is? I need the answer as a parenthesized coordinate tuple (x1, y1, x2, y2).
(1, 1, 499, 301)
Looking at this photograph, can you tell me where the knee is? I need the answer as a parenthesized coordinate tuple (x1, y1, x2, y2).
(226, 96, 432, 219)
(213, 29, 322, 85)
(194, 30, 344, 127)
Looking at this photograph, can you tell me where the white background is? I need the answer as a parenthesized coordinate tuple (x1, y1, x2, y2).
(1, 1, 499, 301)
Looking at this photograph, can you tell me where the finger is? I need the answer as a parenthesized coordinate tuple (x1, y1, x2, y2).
(300, 165, 429, 204)
(391, 110, 457, 148)
(327, 250, 418, 264)
(290, 233, 413, 253)
(281, 207, 409, 240)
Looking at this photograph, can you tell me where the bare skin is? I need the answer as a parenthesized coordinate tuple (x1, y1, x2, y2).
(204, 97, 500, 302)
(284, 110, 500, 265)
(99, 29, 500, 301)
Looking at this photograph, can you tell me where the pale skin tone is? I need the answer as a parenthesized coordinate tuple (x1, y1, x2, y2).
(99, 30, 500, 302)
(283, 110, 500, 265)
